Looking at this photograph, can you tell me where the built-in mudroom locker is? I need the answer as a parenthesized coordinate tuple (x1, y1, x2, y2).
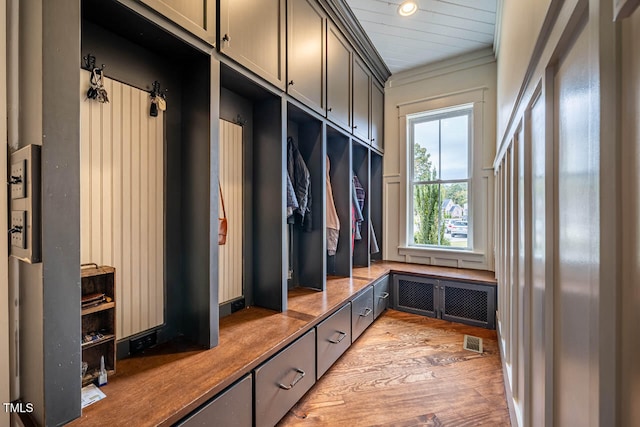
(23, 0, 388, 423)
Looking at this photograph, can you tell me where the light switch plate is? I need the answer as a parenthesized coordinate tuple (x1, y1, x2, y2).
(10, 159, 26, 199)
(9, 145, 41, 263)
(11, 211, 26, 249)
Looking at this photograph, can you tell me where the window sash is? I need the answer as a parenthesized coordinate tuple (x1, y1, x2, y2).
(408, 107, 472, 248)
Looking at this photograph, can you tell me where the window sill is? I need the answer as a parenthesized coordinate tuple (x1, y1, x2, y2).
(398, 245, 486, 262)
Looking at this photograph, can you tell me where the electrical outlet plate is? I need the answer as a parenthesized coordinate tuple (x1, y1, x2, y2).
(10, 159, 26, 199)
(11, 211, 27, 249)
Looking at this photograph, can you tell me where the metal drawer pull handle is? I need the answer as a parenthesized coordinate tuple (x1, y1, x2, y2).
(379, 292, 390, 300)
(278, 368, 305, 390)
(359, 307, 372, 317)
(328, 331, 347, 344)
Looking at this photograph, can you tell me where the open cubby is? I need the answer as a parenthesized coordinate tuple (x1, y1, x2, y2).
(326, 125, 352, 277)
(287, 103, 326, 291)
(370, 152, 383, 261)
(352, 141, 370, 267)
(221, 64, 286, 312)
(82, 0, 217, 350)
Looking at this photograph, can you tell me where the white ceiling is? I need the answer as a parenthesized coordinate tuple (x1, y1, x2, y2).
(345, 0, 498, 75)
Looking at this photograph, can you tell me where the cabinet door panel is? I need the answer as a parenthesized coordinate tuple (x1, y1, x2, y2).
(219, 0, 286, 89)
(287, 0, 326, 114)
(140, 0, 215, 44)
(326, 24, 351, 131)
(371, 83, 384, 151)
(392, 274, 437, 318)
(352, 57, 370, 142)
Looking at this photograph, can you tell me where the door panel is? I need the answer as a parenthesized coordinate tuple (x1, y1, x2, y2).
(352, 57, 369, 142)
(287, 0, 325, 114)
(219, 0, 285, 89)
(326, 23, 351, 131)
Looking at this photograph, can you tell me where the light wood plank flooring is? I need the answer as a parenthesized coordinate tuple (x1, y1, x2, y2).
(279, 309, 511, 427)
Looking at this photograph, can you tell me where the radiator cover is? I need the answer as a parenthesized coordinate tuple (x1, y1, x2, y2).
(393, 274, 496, 329)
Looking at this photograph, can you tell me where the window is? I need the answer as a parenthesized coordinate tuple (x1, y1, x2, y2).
(408, 105, 472, 249)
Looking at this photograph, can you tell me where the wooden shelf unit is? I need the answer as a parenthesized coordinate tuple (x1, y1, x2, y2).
(81, 265, 116, 387)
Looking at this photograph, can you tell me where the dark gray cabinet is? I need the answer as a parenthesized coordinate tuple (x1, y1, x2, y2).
(372, 275, 390, 319)
(139, 0, 215, 45)
(351, 286, 374, 341)
(393, 274, 497, 329)
(287, 0, 326, 114)
(219, 0, 286, 89)
(254, 329, 316, 427)
(371, 83, 384, 151)
(352, 56, 370, 142)
(326, 23, 351, 131)
(316, 302, 351, 379)
(177, 374, 252, 427)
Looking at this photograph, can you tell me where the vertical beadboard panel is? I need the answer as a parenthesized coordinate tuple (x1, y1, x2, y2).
(219, 120, 244, 304)
(80, 71, 164, 339)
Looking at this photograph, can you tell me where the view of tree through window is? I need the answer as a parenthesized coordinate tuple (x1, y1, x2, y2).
(409, 106, 471, 248)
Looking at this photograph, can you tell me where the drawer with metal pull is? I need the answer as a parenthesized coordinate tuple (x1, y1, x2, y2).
(176, 374, 252, 427)
(254, 329, 316, 427)
(316, 302, 351, 379)
(373, 275, 390, 319)
(351, 286, 374, 342)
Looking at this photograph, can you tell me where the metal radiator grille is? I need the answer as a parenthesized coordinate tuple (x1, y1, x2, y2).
(444, 287, 488, 322)
(398, 279, 434, 312)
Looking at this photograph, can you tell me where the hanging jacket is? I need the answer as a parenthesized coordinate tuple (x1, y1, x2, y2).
(326, 156, 340, 255)
(287, 137, 312, 228)
(286, 174, 298, 219)
(353, 173, 365, 239)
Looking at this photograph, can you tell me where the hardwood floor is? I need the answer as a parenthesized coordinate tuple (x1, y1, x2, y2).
(279, 310, 511, 427)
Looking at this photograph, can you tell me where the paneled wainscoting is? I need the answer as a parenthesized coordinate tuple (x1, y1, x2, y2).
(280, 310, 510, 426)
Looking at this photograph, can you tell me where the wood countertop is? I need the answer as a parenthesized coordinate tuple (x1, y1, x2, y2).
(353, 260, 497, 284)
(68, 262, 495, 426)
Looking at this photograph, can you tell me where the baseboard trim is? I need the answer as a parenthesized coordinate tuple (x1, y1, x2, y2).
(497, 319, 520, 427)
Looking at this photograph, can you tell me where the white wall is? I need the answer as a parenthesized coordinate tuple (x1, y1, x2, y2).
(383, 48, 497, 270)
(495, 0, 552, 145)
(494, 0, 621, 425)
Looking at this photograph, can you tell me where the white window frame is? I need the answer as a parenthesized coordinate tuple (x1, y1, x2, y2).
(407, 105, 473, 249)
(397, 88, 487, 263)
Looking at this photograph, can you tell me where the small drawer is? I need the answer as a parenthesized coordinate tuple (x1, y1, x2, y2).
(254, 329, 316, 427)
(351, 286, 374, 342)
(373, 275, 390, 319)
(316, 302, 351, 379)
(177, 374, 252, 427)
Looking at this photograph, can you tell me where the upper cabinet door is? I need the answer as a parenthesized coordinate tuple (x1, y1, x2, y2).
(219, 0, 286, 89)
(371, 83, 384, 151)
(287, 0, 326, 115)
(352, 56, 370, 142)
(326, 23, 351, 132)
(139, 0, 215, 45)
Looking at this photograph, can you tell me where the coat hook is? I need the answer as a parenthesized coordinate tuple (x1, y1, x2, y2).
(82, 54, 96, 71)
(235, 114, 247, 126)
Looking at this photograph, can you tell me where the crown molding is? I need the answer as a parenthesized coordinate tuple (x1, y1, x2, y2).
(387, 48, 496, 89)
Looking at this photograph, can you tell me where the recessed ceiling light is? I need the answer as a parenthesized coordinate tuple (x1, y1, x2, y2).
(398, 1, 418, 17)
